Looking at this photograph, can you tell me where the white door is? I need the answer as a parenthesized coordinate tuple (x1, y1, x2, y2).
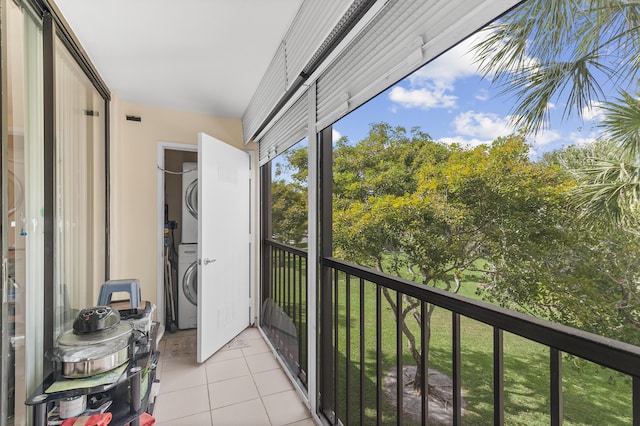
(197, 132, 251, 363)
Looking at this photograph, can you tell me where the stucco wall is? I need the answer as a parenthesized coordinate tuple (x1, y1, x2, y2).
(109, 96, 255, 310)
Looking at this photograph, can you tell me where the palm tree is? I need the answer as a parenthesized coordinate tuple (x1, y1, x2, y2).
(473, 0, 640, 229)
(573, 92, 640, 231)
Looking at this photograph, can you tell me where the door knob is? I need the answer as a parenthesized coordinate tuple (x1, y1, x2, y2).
(203, 258, 216, 265)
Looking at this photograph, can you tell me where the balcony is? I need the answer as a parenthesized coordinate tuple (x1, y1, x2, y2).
(262, 241, 640, 425)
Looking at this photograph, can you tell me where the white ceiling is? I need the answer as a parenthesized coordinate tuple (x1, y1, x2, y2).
(54, 0, 304, 119)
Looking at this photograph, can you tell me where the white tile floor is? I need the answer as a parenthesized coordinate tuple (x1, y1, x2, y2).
(152, 326, 315, 426)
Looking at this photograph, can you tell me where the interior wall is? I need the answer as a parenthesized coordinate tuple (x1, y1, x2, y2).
(109, 95, 254, 307)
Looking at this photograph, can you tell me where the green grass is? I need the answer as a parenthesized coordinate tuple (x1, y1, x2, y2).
(268, 257, 633, 425)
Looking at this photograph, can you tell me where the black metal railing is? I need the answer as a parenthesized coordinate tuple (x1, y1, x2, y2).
(261, 239, 308, 388)
(320, 257, 640, 426)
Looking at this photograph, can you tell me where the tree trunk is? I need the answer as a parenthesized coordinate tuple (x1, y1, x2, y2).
(411, 302, 433, 395)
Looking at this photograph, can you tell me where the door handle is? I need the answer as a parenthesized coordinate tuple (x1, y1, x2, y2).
(203, 258, 216, 265)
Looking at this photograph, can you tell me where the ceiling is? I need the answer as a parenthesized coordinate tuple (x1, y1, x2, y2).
(54, 0, 304, 119)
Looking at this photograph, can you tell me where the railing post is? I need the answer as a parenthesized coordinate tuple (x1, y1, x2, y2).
(633, 376, 640, 426)
(493, 327, 504, 426)
(345, 274, 351, 423)
(453, 313, 461, 426)
(421, 302, 428, 426)
(319, 125, 335, 422)
(360, 278, 366, 423)
(396, 291, 404, 426)
(376, 285, 382, 426)
(550, 347, 563, 426)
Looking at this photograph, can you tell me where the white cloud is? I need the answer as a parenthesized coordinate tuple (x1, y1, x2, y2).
(388, 31, 487, 111)
(332, 129, 342, 142)
(475, 89, 490, 101)
(582, 100, 604, 121)
(452, 111, 515, 139)
(452, 111, 563, 147)
(527, 129, 561, 146)
(388, 86, 457, 110)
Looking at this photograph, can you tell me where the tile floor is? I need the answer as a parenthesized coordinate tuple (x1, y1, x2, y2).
(152, 326, 316, 426)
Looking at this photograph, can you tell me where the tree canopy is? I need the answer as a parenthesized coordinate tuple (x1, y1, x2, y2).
(272, 122, 640, 346)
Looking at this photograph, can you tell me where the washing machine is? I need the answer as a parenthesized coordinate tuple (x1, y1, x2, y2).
(181, 162, 198, 244)
(178, 243, 198, 329)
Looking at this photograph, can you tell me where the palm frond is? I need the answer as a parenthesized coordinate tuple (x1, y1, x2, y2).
(599, 91, 640, 159)
(573, 158, 640, 230)
(500, 55, 612, 134)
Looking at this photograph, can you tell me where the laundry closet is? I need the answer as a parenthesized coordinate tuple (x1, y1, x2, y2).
(159, 134, 252, 363)
(163, 149, 198, 332)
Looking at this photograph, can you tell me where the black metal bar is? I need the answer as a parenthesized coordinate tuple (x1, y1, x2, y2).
(396, 291, 403, 426)
(346, 273, 351, 424)
(633, 376, 640, 426)
(494, 327, 504, 426)
(294, 253, 299, 371)
(550, 348, 563, 426)
(421, 302, 428, 426)
(273, 248, 278, 308)
(104, 98, 110, 280)
(293, 253, 297, 324)
(260, 165, 273, 326)
(42, 11, 56, 381)
(279, 249, 283, 309)
(319, 125, 335, 421)
(334, 267, 339, 424)
(303, 255, 308, 375)
(287, 251, 291, 315)
(130, 366, 142, 426)
(360, 278, 365, 424)
(319, 260, 334, 420)
(453, 313, 461, 425)
(376, 284, 382, 426)
(265, 238, 308, 257)
(323, 257, 640, 377)
(34, 404, 47, 426)
(271, 246, 276, 309)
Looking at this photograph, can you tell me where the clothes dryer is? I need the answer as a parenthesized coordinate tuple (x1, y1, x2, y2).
(181, 162, 198, 244)
(177, 243, 198, 329)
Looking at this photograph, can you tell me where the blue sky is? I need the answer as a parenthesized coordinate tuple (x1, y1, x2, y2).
(333, 30, 606, 159)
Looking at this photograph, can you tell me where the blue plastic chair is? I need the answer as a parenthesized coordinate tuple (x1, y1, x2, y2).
(98, 279, 141, 309)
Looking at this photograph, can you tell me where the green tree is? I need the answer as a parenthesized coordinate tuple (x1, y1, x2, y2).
(271, 145, 308, 246)
(332, 123, 574, 394)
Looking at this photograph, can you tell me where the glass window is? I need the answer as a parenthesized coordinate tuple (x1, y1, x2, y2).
(1, 1, 44, 424)
(54, 36, 106, 336)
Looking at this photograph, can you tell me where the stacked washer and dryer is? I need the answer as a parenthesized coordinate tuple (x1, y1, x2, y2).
(178, 162, 198, 329)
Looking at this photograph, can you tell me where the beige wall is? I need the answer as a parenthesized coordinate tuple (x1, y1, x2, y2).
(109, 96, 256, 308)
